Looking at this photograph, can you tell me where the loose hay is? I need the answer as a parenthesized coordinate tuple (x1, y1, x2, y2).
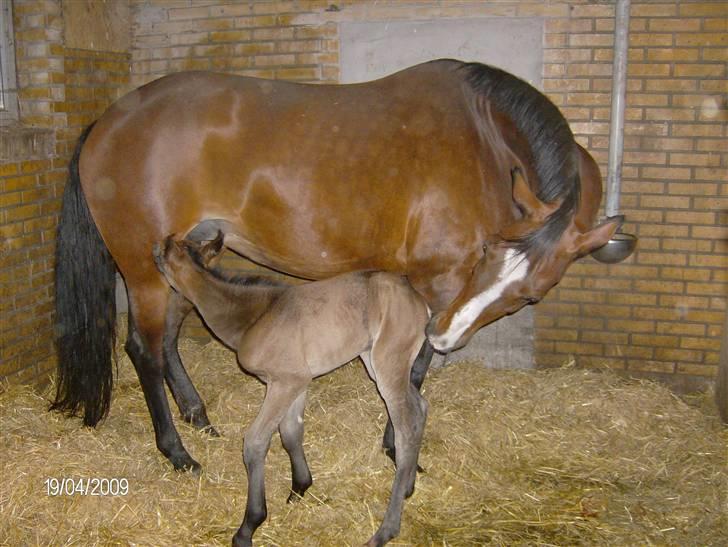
(1, 337, 726, 546)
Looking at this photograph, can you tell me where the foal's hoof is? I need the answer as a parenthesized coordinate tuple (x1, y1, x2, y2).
(201, 424, 221, 437)
(384, 447, 425, 474)
(286, 491, 302, 504)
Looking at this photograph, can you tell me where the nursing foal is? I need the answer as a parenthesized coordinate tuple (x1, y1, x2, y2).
(153, 233, 430, 547)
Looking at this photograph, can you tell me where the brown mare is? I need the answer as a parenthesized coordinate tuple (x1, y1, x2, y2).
(52, 59, 621, 471)
(153, 233, 429, 546)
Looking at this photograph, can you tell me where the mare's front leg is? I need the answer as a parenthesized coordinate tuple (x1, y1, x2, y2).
(125, 283, 200, 472)
(279, 391, 313, 502)
(234, 379, 309, 547)
(163, 290, 218, 435)
(382, 339, 433, 467)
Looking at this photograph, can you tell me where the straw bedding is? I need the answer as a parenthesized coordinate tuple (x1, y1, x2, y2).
(1, 335, 726, 546)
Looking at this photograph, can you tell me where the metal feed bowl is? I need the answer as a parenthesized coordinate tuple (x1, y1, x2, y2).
(591, 231, 637, 264)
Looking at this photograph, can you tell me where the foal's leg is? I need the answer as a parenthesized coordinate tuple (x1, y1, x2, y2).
(279, 391, 313, 502)
(382, 339, 434, 467)
(369, 379, 428, 547)
(125, 283, 200, 472)
(162, 291, 218, 435)
(234, 379, 309, 547)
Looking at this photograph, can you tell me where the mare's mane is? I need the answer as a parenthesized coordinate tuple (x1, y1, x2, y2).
(459, 61, 581, 259)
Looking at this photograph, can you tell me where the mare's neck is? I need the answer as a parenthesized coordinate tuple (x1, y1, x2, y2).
(180, 269, 285, 349)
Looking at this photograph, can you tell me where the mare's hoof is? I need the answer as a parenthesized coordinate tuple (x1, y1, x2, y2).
(172, 456, 202, 474)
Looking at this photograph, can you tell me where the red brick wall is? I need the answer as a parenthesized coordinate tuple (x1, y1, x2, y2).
(2, 1, 726, 392)
(536, 1, 728, 392)
(0, 0, 130, 383)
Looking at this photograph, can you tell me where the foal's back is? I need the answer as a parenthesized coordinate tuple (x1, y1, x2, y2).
(238, 272, 429, 379)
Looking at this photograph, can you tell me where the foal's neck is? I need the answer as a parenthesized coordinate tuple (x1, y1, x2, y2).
(178, 266, 286, 349)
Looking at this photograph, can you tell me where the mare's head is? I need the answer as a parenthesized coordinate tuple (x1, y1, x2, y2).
(426, 169, 620, 352)
(152, 231, 225, 293)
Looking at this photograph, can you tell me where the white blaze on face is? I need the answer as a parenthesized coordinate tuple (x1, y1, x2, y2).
(428, 248, 530, 352)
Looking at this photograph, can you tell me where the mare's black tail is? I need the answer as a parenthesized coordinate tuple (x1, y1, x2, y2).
(716, 307, 728, 423)
(50, 123, 117, 426)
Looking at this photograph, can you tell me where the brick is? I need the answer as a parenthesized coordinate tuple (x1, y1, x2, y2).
(275, 67, 319, 81)
(687, 282, 728, 296)
(581, 331, 629, 345)
(690, 254, 728, 268)
(639, 195, 690, 209)
(656, 322, 706, 336)
(556, 289, 606, 304)
(638, 224, 688, 238)
(681, 337, 721, 351)
(556, 316, 605, 330)
(679, 2, 728, 16)
(667, 182, 717, 196)
(628, 360, 676, 374)
(675, 63, 725, 78)
(662, 239, 713, 253)
(703, 19, 728, 32)
(676, 363, 717, 377)
(631, 33, 674, 47)
(655, 347, 703, 362)
(670, 152, 721, 167)
(665, 211, 716, 225)
(634, 279, 684, 294)
(641, 166, 692, 180)
(607, 293, 658, 306)
(537, 328, 579, 342)
(582, 304, 632, 319)
(638, 252, 687, 266)
(647, 48, 700, 62)
(645, 79, 698, 93)
(701, 48, 728, 61)
(631, 3, 679, 16)
(632, 334, 679, 348)
(606, 344, 654, 359)
(607, 319, 655, 333)
(696, 139, 726, 152)
(578, 356, 627, 370)
(676, 33, 728, 47)
(555, 342, 603, 356)
(649, 18, 702, 32)
(569, 34, 613, 47)
(660, 295, 711, 311)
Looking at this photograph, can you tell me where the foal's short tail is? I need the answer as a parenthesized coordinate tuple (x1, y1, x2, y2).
(50, 123, 117, 427)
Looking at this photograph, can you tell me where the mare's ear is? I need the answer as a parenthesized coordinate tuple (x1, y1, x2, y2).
(511, 168, 561, 221)
(569, 217, 621, 257)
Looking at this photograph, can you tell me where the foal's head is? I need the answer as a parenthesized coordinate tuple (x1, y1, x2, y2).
(152, 231, 225, 292)
(426, 169, 620, 352)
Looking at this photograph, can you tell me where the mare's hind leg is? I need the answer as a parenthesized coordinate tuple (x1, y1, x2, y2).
(233, 378, 309, 547)
(382, 339, 433, 467)
(163, 290, 218, 435)
(279, 391, 312, 502)
(126, 283, 200, 471)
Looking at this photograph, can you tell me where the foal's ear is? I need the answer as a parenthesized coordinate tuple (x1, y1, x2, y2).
(511, 168, 561, 221)
(198, 231, 225, 266)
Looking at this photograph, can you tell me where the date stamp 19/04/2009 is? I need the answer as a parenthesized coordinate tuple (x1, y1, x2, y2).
(44, 477, 129, 497)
